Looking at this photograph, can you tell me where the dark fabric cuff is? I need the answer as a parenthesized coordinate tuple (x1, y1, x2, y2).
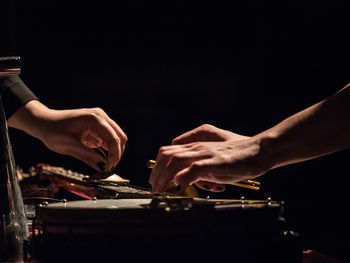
(0, 75, 39, 119)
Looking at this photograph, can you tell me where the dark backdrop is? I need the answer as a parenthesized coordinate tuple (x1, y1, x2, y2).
(2, 0, 350, 259)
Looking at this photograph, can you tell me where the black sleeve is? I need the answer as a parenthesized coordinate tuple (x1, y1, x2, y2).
(0, 75, 39, 119)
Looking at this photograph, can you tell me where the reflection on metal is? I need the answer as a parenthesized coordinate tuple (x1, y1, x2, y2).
(0, 57, 29, 262)
(0, 57, 21, 76)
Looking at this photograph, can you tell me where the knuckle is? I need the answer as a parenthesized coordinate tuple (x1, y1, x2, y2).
(92, 107, 106, 116)
(104, 134, 120, 149)
(158, 146, 168, 155)
(199, 123, 213, 130)
(114, 136, 121, 144)
(161, 150, 172, 159)
(120, 133, 128, 144)
(190, 141, 203, 149)
(192, 141, 201, 146)
(85, 112, 101, 123)
(156, 147, 172, 161)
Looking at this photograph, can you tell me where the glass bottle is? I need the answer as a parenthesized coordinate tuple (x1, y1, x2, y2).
(0, 56, 29, 262)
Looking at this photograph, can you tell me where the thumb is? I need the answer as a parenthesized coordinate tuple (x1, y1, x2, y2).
(62, 141, 108, 171)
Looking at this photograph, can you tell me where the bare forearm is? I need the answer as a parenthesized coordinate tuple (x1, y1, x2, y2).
(257, 85, 350, 169)
(7, 100, 53, 139)
(7, 100, 127, 171)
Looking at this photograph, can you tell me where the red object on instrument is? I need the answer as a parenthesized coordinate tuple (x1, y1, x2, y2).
(68, 190, 92, 200)
(302, 250, 347, 263)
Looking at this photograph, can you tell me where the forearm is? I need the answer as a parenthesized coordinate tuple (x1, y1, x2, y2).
(256, 85, 350, 170)
(7, 100, 127, 171)
(7, 100, 54, 140)
(0, 75, 39, 118)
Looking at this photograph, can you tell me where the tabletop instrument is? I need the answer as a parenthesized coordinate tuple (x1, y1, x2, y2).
(28, 197, 301, 263)
(19, 163, 199, 204)
(18, 164, 302, 262)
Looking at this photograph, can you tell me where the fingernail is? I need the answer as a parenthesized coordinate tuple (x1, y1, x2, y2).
(97, 161, 106, 171)
(203, 184, 210, 190)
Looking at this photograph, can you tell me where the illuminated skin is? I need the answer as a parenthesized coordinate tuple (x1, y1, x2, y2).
(150, 85, 350, 193)
(7, 100, 127, 171)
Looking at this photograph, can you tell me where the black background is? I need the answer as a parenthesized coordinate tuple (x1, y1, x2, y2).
(2, 0, 350, 259)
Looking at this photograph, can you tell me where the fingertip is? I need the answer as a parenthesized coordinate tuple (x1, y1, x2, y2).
(212, 185, 226, 192)
(174, 172, 192, 190)
(172, 176, 179, 186)
(149, 169, 160, 194)
(173, 174, 181, 186)
(148, 174, 155, 187)
(96, 161, 107, 171)
(105, 146, 121, 171)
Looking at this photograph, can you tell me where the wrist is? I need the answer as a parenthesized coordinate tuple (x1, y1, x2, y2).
(253, 132, 280, 173)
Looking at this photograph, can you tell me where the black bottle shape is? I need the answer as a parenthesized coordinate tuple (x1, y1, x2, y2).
(0, 56, 29, 262)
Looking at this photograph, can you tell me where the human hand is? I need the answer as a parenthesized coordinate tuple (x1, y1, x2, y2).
(171, 124, 250, 192)
(8, 100, 127, 171)
(149, 124, 270, 193)
(171, 123, 248, 144)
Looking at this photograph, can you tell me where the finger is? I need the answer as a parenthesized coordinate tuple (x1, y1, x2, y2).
(149, 145, 179, 192)
(149, 154, 170, 193)
(83, 141, 99, 148)
(195, 181, 226, 192)
(93, 147, 108, 159)
(155, 142, 206, 157)
(172, 130, 197, 145)
(172, 124, 215, 145)
(151, 147, 210, 193)
(104, 118, 127, 154)
(86, 116, 122, 170)
(174, 160, 211, 188)
(157, 151, 212, 193)
(62, 140, 108, 171)
(81, 132, 103, 148)
(150, 145, 192, 193)
(95, 110, 128, 155)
